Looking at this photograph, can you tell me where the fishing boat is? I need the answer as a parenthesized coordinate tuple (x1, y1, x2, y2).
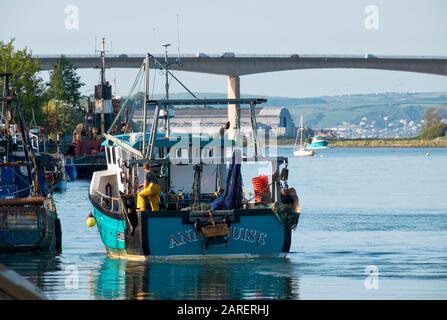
(68, 38, 121, 179)
(293, 116, 315, 157)
(0, 73, 61, 253)
(43, 153, 68, 193)
(88, 52, 301, 260)
(306, 135, 329, 149)
(53, 155, 68, 192)
(64, 157, 77, 181)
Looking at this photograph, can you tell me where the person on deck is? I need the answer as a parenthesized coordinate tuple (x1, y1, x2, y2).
(137, 163, 160, 212)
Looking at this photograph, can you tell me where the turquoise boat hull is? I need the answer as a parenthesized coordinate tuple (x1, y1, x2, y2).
(306, 140, 328, 149)
(92, 203, 293, 259)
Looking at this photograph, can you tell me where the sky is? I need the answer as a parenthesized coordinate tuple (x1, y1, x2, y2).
(1, 0, 447, 98)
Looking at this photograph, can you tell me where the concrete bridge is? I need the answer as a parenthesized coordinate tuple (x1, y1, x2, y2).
(35, 53, 447, 137)
(36, 53, 447, 76)
(35, 53, 447, 99)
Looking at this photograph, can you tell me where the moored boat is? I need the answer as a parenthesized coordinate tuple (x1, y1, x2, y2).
(0, 73, 61, 253)
(293, 116, 315, 157)
(306, 135, 329, 149)
(64, 157, 77, 181)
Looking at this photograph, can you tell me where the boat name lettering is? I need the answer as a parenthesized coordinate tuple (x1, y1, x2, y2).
(169, 227, 267, 249)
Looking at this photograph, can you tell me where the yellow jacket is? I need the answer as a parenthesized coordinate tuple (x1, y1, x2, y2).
(137, 183, 161, 212)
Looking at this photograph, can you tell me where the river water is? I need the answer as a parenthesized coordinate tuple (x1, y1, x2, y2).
(1, 147, 446, 299)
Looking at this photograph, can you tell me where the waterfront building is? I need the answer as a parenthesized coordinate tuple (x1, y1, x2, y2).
(133, 106, 297, 138)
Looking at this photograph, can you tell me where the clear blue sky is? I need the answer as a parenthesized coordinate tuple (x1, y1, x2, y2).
(1, 0, 447, 97)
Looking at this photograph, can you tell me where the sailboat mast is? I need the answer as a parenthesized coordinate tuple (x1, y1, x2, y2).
(300, 115, 303, 147)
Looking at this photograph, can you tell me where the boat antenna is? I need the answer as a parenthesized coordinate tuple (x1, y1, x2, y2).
(161, 43, 171, 100)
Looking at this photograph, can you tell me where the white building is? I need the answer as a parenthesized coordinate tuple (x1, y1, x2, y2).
(132, 106, 297, 138)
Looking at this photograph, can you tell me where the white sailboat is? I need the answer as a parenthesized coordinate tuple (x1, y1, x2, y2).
(293, 116, 315, 157)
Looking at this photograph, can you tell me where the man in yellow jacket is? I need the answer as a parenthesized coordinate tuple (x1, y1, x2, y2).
(137, 163, 160, 212)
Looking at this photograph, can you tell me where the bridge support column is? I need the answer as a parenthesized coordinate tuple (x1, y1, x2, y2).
(227, 75, 240, 140)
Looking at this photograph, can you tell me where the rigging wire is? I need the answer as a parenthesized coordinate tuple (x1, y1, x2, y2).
(107, 65, 144, 133)
(127, 67, 145, 132)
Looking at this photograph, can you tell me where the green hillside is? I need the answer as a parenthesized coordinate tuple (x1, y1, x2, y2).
(128, 91, 447, 128)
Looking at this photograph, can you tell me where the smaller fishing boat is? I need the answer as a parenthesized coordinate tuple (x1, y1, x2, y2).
(306, 135, 329, 150)
(64, 157, 77, 181)
(0, 73, 61, 253)
(54, 172, 67, 192)
(43, 154, 68, 193)
(293, 116, 315, 157)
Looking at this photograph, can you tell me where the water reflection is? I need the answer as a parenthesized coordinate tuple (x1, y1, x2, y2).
(95, 257, 300, 300)
(0, 252, 61, 292)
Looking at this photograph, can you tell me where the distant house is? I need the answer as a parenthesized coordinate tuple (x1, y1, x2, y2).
(132, 106, 297, 138)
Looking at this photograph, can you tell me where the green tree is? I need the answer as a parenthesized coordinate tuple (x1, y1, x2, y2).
(419, 107, 447, 140)
(45, 56, 84, 138)
(43, 99, 83, 140)
(0, 39, 44, 124)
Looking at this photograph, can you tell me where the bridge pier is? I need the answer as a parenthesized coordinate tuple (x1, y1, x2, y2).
(227, 75, 240, 140)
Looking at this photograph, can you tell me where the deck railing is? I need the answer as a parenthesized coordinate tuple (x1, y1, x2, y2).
(93, 190, 121, 213)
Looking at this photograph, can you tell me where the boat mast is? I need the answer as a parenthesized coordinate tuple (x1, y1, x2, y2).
(99, 38, 106, 135)
(142, 53, 150, 153)
(300, 115, 303, 147)
(161, 43, 171, 137)
(1, 73, 12, 160)
(1, 73, 36, 193)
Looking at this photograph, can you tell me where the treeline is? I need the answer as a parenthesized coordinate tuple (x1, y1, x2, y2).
(418, 107, 447, 140)
(0, 39, 84, 140)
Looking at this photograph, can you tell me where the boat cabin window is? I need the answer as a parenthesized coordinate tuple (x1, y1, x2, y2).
(106, 147, 111, 164)
(112, 147, 117, 164)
